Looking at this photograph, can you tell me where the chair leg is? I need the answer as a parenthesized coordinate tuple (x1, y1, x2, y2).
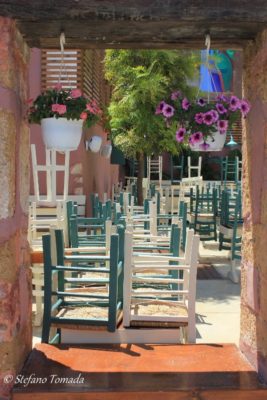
(187, 321, 196, 343)
(228, 259, 239, 284)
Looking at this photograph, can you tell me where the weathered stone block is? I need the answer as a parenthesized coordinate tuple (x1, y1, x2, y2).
(240, 304, 257, 350)
(0, 234, 18, 283)
(0, 17, 29, 99)
(19, 122, 30, 214)
(0, 109, 16, 219)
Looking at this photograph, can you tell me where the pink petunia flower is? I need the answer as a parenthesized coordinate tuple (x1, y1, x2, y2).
(197, 98, 206, 107)
(52, 104, 60, 112)
(162, 104, 175, 118)
(216, 103, 227, 114)
(80, 112, 87, 120)
(217, 119, 228, 133)
(216, 94, 229, 102)
(191, 131, 203, 144)
(195, 112, 204, 124)
(229, 95, 240, 111)
(203, 111, 214, 126)
(211, 110, 219, 122)
(182, 98, 190, 110)
(171, 91, 181, 100)
(175, 127, 186, 142)
(240, 100, 250, 116)
(155, 101, 166, 115)
(52, 103, 66, 115)
(199, 142, 210, 150)
(71, 89, 82, 99)
(57, 104, 67, 115)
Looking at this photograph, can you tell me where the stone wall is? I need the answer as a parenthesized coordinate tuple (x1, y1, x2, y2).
(0, 17, 31, 398)
(241, 28, 267, 382)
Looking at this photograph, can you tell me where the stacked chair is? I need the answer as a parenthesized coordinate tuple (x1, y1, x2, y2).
(188, 186, 218, 242)
(40, 179, 201, 344)
(218, 189, 242, 282)
(42, 228, 124, 343)
(123, 228, 199, 343)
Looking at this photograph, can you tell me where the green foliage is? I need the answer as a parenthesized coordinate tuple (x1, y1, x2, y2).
(104, 50, 198, 158)
(28, 87, 101, 129)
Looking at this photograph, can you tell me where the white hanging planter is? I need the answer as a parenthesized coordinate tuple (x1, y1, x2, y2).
(100, 144, 112, 159)
(41, 117, 83, 151)
(189, 130, 227, 152)
(88, 136, 103, 152)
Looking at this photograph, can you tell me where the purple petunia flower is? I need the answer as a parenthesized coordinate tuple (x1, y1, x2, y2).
(216, 103, 227, 114)
(199, 142, 210, 150)
(182, 98, 190, 110)
(240, 100, 250, 116)
(191, 131, 203, 144)
(155, 101, 166, 115)
(197, 98, 206, 107)
(162, 103, 175, 118)
(229, 95, 240, 111)
(176, 127, 186, 142)
(171, 90, 181, 100)
(203, 111, 214, 126)
(211, 110, 219, 122)
(195, 112, 204, 124)
(189, 135, 194, 145)
(216, 94, 229, 102)
(217, 119, 228, 133)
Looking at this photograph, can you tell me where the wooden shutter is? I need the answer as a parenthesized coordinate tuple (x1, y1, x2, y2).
(83, 49, 111, 107)
(41, 49, 83, 91)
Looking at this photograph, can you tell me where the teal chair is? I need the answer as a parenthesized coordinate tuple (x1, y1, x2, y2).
(42, 229, 123, 343)
(189, 186, 218, 242)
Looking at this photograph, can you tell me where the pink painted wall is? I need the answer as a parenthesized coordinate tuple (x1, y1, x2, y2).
(29, 49, 119, 215)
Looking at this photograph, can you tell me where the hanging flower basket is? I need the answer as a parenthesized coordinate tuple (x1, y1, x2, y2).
(41, 117, 83, 151)
(156, 92, 250, 152)
(28, 85, 102, 151)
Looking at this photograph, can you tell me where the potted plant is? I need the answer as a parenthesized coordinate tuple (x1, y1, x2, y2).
(156, 91, 250, 151)
(28, 84, 102, 151)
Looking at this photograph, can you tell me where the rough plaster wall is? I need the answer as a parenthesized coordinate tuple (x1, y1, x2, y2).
(0, 18, 31, 398)
(241, 28, 267, 382)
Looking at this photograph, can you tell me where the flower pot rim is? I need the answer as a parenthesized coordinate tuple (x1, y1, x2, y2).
(41, 117, 83, 123)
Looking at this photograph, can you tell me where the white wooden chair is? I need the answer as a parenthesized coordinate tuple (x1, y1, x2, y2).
(123, 228, 200, 343)
(31, 144, 70, 206)
(28, 200, 68, 248)
(187, 156, 202, 178)
(147, 155, 163, 187)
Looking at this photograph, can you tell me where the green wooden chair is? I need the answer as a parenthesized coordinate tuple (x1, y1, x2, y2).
(189, 186, 218, 242)
(41, 229, 123, 343)
(218, 189, 242, 282)
(221, 156, 241, 184)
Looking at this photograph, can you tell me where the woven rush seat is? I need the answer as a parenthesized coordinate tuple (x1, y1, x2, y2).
(130, 301, 188, 328)
(53, 307, 123, 330)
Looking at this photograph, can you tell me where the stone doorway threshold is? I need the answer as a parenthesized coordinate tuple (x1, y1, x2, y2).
(13, 343, 266, 400)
